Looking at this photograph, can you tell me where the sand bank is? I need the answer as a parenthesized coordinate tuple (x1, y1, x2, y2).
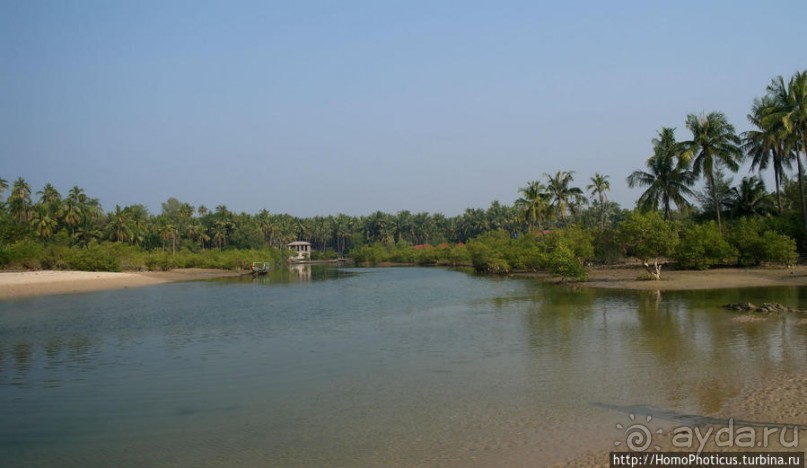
(579, 265, 807, 291)
(0, 269, 240, 300)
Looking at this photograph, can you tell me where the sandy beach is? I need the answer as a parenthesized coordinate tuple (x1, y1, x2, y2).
(0, 268, 240, 300)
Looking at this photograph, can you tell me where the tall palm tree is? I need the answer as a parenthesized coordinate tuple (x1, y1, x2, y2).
(586, 173, 610, 231)
(8, 177, 33, 225)
(211, 220, 229, 251)
(743, 95, 794, 215)
(682, 112, 744, 232)
(516, 180, 551, 233)
(544, 171, 584, 225)
(628, 128, 696, 220)
(61, 186, 84, 237)
(36, 183, 62, 216)
(763, 71, 807, 240)
(107, 205, 132, 243)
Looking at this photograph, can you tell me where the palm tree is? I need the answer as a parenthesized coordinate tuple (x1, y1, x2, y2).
(628, 128, 696, 220)
(211, 220, 229, 251)
(8, 177, 33, 225)
(586, 173, 610, 231)
(725, 176, 774, 218)
(30, 206, 58, 240)
(36, 183, 62, 216)
(544, 171, 584, 225)
(516, 180, 551, 233)
(332, 214, 353, 254)
(682, 112, 744, 232)
(107, 205, 132, 243)
(762, 71, 807, 240)
(61, 186, 84, 237)
(743, 95, 794, 215)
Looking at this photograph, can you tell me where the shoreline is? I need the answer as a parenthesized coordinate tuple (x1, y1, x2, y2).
(3, 265, 807, 300)
(580, 265, 807, 291)
(509, 264, 807, 291)
(0, 268, 241, 300)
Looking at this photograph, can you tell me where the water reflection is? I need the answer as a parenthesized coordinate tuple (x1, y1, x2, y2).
(216, 263, 355, 286)
(12, 343, 32, 374)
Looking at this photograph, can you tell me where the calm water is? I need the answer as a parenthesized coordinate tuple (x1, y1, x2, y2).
(1, 267, 806, 466)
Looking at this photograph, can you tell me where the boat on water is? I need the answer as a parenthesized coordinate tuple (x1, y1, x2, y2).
(250, 262, 270, 275)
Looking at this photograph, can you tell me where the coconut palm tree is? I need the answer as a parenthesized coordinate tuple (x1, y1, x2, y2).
(743, 95, 794, 215)
(682, 112, 744, 232)
(544, 171, 584, 226)
(107, 205, 132, 243)
(8, 177, 33, 225)
(762, 71, 807, 240)
(30, 205, 58, 240)
(628, 128, 696, 220)
(36, 183, 62, 216)
(725, 176, 774, 218)
(516, 180, 551, 233)
(211, 220, 229, 251)
(61, 186, 84, 237)
(587, 173, 610, 231)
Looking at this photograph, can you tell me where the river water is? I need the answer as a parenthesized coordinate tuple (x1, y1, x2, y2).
(1, 266, 805, 466)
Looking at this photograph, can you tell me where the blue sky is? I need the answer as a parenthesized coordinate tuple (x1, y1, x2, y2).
(1, 0, 805, 217)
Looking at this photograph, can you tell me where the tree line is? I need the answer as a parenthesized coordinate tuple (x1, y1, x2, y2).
(1, 70, 805, 274)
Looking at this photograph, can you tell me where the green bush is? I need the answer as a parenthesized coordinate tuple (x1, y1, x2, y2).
(726, 218, 798, 267)
(3, 240, 48, 270)
(465, 228, 592, 278)
(727, 218, 765, 266)
(547, 243, 588, 281)
(64, 243, 121, 272)
(674, 222, 737, 270)
(760, 231, 798, 266)
(467, 233, 512, 273)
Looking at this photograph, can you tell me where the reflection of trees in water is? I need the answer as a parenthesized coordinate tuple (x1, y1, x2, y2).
(514, 284, 805, 416)
(523, 285, 597, 338)
(12, 343, 33, 374)
(0, 336, 100, 386)
(227, 265, 353, 286)
(634, 290, 688, 364)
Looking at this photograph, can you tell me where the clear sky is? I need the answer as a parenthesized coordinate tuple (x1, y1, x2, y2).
(1, 0, 805, 217)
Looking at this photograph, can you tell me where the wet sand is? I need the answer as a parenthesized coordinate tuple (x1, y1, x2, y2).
(0, 269, 241, 300)
(554, 372, 807, 467)
(580, 265, 807, 291)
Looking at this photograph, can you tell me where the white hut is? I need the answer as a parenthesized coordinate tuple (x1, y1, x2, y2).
(288, 241, 311, 261)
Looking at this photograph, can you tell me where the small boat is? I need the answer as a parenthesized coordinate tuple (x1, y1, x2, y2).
(250, 262, 270, 275)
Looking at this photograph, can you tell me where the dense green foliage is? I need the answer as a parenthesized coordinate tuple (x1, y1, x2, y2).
(674, 222, 738, 270)
(466, 228, 592, 280)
